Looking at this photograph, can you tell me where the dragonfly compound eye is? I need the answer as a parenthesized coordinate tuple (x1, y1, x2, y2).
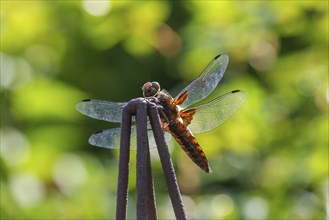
(151, 82, 160, 91)
(142, 82, 160, 97)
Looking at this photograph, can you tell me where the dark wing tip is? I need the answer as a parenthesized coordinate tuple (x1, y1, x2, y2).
(232, 90, 241, 93)
(214, 54, 229, 59)
(82, 99, 91, 102)
(231, 90, 248, 99)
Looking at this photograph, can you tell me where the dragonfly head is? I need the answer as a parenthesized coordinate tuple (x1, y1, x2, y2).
(142, 81, 160, 97)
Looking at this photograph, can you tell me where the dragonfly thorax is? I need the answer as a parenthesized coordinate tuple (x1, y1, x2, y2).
(156, 91, 180, 122)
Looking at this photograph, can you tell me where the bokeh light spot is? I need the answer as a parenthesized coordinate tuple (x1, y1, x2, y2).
(156, 24, 182, 57)
(181, 195, 197, 219)
(0, 127, 30, 166)
(210, 194, 234, 218)
(9, 173, 45, 208)
(293, 191, 321, 219)
(0, 53, 32, 91)
(82, 0, 111, 17)
(249, 41, 277, 71)
(52, 153, 87, 196)
(243, 196, 269, 220)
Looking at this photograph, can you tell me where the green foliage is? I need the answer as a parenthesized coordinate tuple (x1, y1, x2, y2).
(1, 1, 328, 219)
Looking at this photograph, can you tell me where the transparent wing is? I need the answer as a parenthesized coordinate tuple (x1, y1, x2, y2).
(176, 54, 229, 109)
(187, 90, 247, 134)
(76, 99, 127, 122)
(88, 125, 172, 150)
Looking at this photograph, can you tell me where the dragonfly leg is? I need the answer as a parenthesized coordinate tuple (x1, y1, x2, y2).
(158, 109, 170, 131)
(144, 96, 159, 104)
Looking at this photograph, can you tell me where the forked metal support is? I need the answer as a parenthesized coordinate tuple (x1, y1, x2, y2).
(115, 98, 187, 220)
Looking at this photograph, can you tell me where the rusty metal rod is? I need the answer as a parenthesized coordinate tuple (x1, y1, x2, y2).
(116, 98, 186, 220)
(146, 141, 157, 220)
(116, 101, 133, 220)
(148, 103, 187, 220)
(136, 101, 149, 219)
(116, 98, 158, 220)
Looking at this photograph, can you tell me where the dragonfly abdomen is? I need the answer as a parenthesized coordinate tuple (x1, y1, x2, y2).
(169, 122, 212, 173)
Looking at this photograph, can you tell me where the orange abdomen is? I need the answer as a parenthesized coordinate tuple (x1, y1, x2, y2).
(168, 122, 212, 173)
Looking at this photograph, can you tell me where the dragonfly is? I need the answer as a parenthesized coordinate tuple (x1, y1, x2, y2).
(76, 54, 247, 173)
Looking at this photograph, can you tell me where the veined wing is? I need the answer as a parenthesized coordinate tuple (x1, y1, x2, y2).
(176, 54, 229, 109)
(89, 125, 172, 150)
(186, 90, 247, 134)
(76, 99, 127, 122)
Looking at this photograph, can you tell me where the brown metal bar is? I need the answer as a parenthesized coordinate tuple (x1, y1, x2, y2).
(116, 98, 186, 220)
(136, 101, 149, 220)
(146, 145, 157, 220)
(147, 103, 187, 220)
(116, 101, 133, 220)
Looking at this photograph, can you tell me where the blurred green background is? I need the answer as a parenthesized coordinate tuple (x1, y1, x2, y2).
(1, 1, 328, 219)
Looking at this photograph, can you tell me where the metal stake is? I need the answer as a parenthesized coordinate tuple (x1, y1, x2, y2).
(115, 98, 186, 220)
